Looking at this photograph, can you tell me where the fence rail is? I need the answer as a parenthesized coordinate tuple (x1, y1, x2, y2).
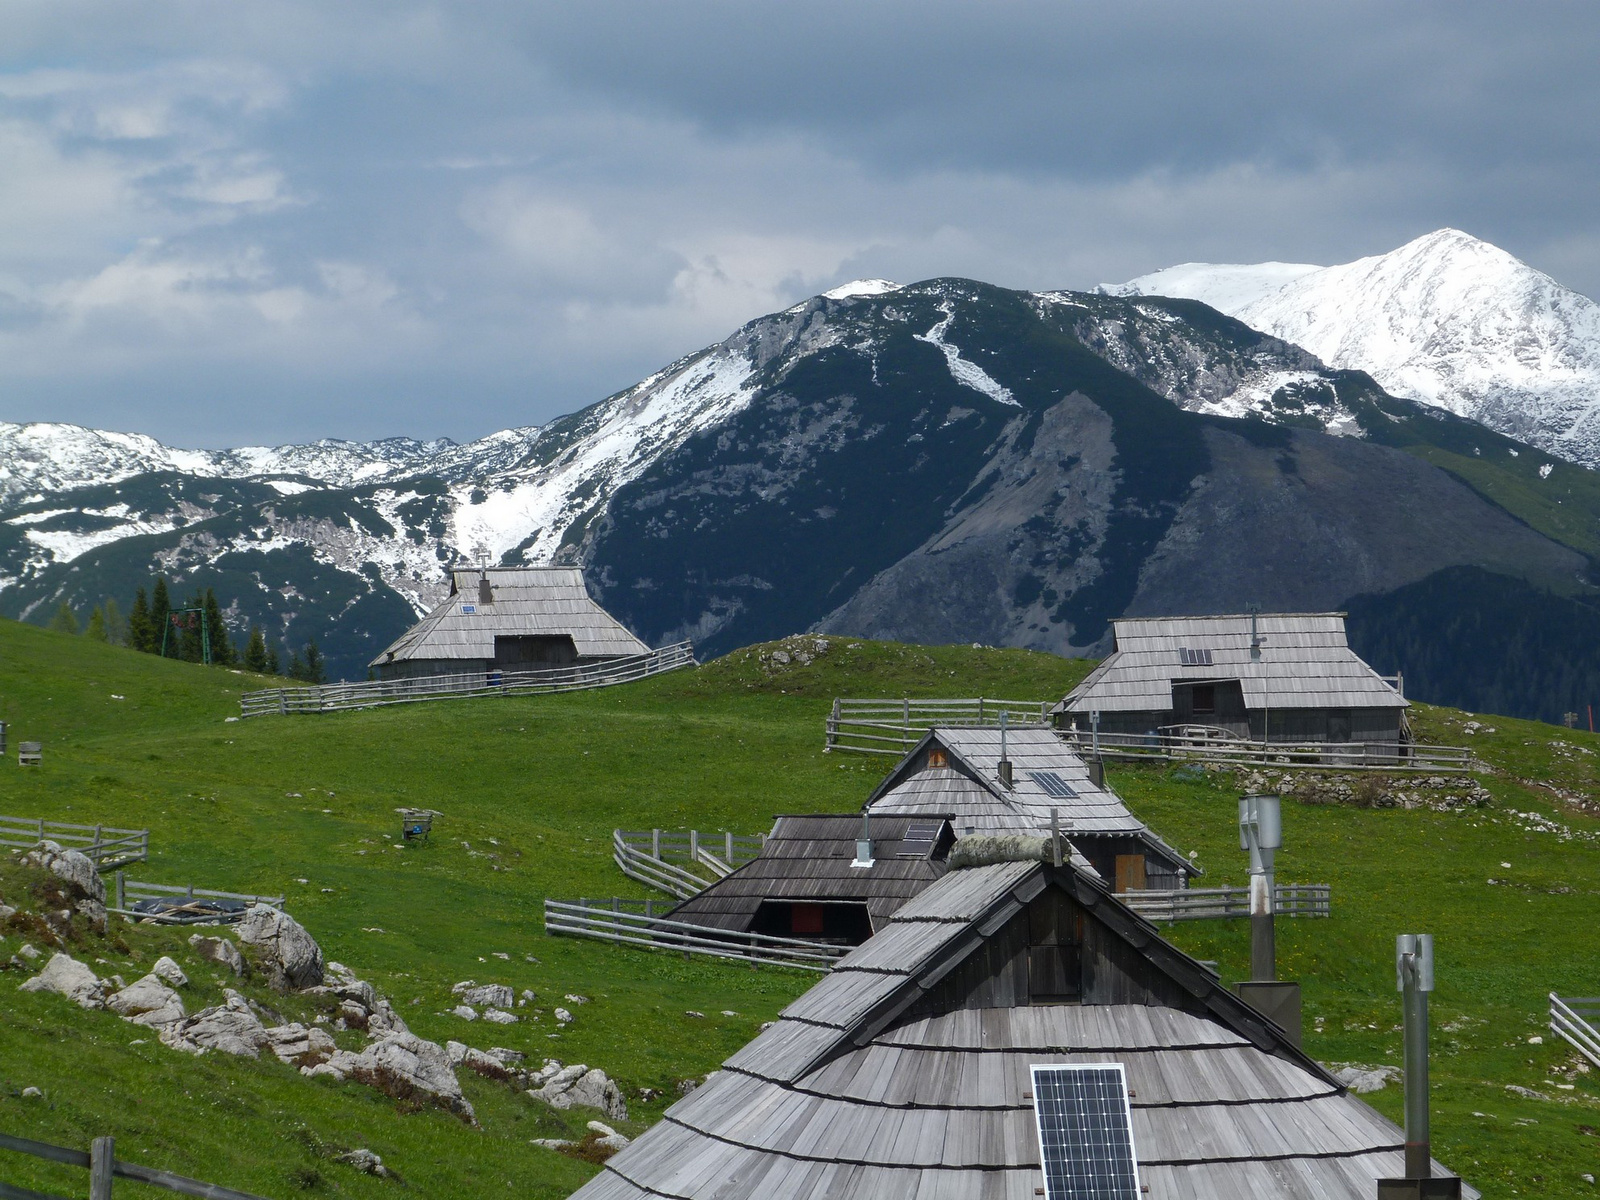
(239, 641, 697, 718)
(544, 899, 850, 971)
(1122, 883, 1331, 922)
(825, 698, 1053, 755)
(108, 874, 285, 925)
(0, 816, 149, 870)
(612, 829, 764, 899)
(0, 1131, 268, 1200)
(1550, 993, 1600, 1069)
(1060, 729, 1472, 774)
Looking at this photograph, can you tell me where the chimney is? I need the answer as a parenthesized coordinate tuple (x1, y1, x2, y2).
(997, 711, 1014, 789)
(478, 571, 493, 606)
(1376, 935, 1462, 1198)
(852, 810, 874, 869)
(1238, 793, 1281, 981)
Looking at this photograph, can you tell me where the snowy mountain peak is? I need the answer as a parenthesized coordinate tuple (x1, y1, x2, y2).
(1110, 229, 1600, 467)
(822, 278, 902, 300)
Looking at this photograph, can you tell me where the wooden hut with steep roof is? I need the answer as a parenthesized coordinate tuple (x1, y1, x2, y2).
(571, 845, 1475, 1199)
(370, 566, 649, 681)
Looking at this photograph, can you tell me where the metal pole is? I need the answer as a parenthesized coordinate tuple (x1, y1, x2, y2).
(90, 1136, 114, 1200)
(1397, 933, 1435, 1179)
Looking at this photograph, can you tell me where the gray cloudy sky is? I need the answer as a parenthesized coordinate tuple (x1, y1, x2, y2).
(2, 1, 1597, 447)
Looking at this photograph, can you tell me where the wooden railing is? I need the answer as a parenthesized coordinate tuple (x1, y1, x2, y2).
(239, 641, 697, 718)
(612, 829, 765, 899)
(0, 816, 149, 870)
(1550, 993, 1600, 1068)
(824, 697, 1053, 755)
(0, 1131, 268, 1200)
(1060, 729, 1472, 774)
(543, 898, 849, 971)
(109, 874, 285, 925)
(1122, 883, 1331, 922)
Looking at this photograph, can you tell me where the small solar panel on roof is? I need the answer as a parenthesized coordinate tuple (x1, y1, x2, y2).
(1029, 771, 1078, 799)
(1178, 647, 1213, 666)
(895, 821, 943, 858)
(1031, 1063, 1141, 1200)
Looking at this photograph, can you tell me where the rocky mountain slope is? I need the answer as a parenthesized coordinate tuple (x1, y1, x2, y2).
(6, 275, 1600, 717)
(1106, 229, 1600, 467)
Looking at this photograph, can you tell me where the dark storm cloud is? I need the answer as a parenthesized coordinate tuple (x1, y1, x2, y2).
(0, 2, 1595, 445)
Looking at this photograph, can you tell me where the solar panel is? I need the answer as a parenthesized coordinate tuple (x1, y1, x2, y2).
(1029, 771, 1078, 799)
(1178, 647, 1213, 666)
(896, 821, 943, 858)
(1030, 1063, 1141, 1200)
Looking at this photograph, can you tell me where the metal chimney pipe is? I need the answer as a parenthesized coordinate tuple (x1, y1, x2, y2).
(1396, 934, 1435, 1179)
(854, 809, 873, 867)
(997, 711, 1013, 789)
(1239, 794, 1281, 981)
(1050, 808, 1063, 868)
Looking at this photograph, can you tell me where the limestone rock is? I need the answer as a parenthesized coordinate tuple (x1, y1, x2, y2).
(587, 1120, 631, 1153)
(447, 1041, 524, 1084)
(265, 1023, 336, 1068)
(1332, 1064, 1401, 1094)
(527, 1064, 627, 1121)
(188, 934, 244, 976)
(160, 992, 269, 1057)
(107, 974, 185, 1027)
(20, 841, 107, 931)
(149, 957, 188, 988)
(236, 906, 323, 990)
(308, 1031, 474, 1122)
(336, 1148, 390, 1178)
(482, 1008, 518, 1024)
(452, 982, 513, 1008)
(19, 953, 108, 1008)
(452, 1005, 477, 1021)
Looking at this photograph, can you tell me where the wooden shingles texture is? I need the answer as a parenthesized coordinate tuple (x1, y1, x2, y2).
(1059, 612, 1408, 715)
(572, 859, 1477, 1200)
(370, 566, 649, 667)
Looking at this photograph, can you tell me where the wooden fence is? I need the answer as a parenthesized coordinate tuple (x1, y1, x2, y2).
(824, 698, 1053, 755)
(1059, 729, 1472, 774)
(1550, 993, 1600, 1069)
(0, 816, 148, 870)
(109, 874, 285, 925)
(543, 898, 849, 971)
(612, 828, 765, 899)
(1122, 883, 1331, 922)
(238, 641, 697, 718)
(0, 1131, 268, 1200)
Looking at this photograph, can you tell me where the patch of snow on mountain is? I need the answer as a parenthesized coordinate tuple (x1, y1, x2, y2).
(823, 279, 901, 300)
(266, 480, 318, 495)
(25, 518, 180, 563)
(1101, 261, 1321, 313)
(915, 304, 1019, 407)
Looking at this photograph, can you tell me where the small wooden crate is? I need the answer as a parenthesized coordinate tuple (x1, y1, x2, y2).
(18, 741, 42, 767)
(398, 808, 435, 841)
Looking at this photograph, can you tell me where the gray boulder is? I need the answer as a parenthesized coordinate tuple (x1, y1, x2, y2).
(236, 906, 323, 990)
(587, 1120, 631, 1154)
(160, 991, 270, 1057)
(20, 842, 107, 931)
(1332, 1064, 1402, 1094)
(265, 1023, 337, 1068)
(188, 934, 244, 976)
(149, 957, 188, 988)
(19, 953, 108, 1008)
(307, 1032, 474, 1122)
(527, 1063, 627, 1121)
(451, 982, 514, 1008)
(107, 975, 185, 1027)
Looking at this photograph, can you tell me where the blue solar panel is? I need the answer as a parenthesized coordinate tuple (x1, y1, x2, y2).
(1029, 770, 1078, 799)
(1031, 1064, 1141, 1200)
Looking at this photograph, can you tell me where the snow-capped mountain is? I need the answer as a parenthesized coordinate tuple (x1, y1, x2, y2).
(1106, 229, 1600, 466)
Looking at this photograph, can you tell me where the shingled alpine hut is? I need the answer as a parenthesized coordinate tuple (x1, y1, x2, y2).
(370, 566, 649, 681)
(571, 843, 1475, 1199)
(1054, 613, 1408, 746)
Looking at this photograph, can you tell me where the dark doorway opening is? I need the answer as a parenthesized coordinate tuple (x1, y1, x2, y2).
(751, 900, 873, 945)
(493, 634, 578, 669)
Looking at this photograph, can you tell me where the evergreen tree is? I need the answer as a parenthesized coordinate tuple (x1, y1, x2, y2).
(303, 639, 327, 685)
(202, 589, 234, 666)
(150, 578, 173, 656)
(103, 598, 126, 646)
(288, 649, 306, 681)
(85, 605, 109, 641)
(267, 643, 282, 675)
(128, 588, 153, 653)
(243, 626, 270, 674)
(48, 602, 79, 635)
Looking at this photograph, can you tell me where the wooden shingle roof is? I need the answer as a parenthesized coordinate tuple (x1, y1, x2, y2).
(369, 566, 649, 667)
(572, 859, 1476, 1200)
(1057, 612, 1407, 715)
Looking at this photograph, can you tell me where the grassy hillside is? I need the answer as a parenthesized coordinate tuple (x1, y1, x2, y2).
(1, 621, 1598, 1197)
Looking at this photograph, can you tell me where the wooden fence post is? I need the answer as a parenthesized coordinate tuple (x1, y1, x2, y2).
(689, 829, 699, 863)
(652, 828, 661, 859)
(90, 1135, 114, 1199)
(725, 831, 733, 863)
(116, 871, 125, 910)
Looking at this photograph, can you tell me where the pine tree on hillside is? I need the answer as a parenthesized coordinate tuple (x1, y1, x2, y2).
(103, 598, 126, 647)
(128, 588, 153, 653)
(288, 649, 306, 680)
(48, 602, 79, 635)
(85, 606, 109, 641)
(303, 639, 327, 685)
(202, 589, 235, 666)
(151, 578, 173, 656)
(243, 626, 270, 673)
(267, 643, 282, 675)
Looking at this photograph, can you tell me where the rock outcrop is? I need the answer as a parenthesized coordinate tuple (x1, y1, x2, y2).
(106, 974, 185, 1027)
(188, 934, 245, 976)
(160, 991, 270, 1057)
(19, 952, 108, 1008)
(527, 1062, 627, 1121)
(20, 842, 107, 932)
(236, 906, 323, 990)
(308, 1032, 474, 1122)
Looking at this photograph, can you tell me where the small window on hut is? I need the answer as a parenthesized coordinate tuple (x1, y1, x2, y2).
(1192, 684, 1216, 715)
(927, 748, 949, 769)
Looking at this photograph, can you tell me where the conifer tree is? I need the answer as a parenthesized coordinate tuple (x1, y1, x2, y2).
(267, 643, 282, 675)
(289, 649, 306, 680)
(103, 598, 126, 646)
(202, 589, 234, 666)
(48, 602, 79, 635)
(244, 626, 270, 673)
(179, 592, 205, 662)
(85, 605, 108, 641)
(128, 588, 153, 653)
(150, 578, 173, 656)
(303, 639, 327, 685)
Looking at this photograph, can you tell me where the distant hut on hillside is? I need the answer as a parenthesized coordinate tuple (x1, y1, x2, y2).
(571, 846, 1474, 1199)
(866, 726, 1196, 892)
(370, 566, 649, 681)
(1055, 612, 1408, 745)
